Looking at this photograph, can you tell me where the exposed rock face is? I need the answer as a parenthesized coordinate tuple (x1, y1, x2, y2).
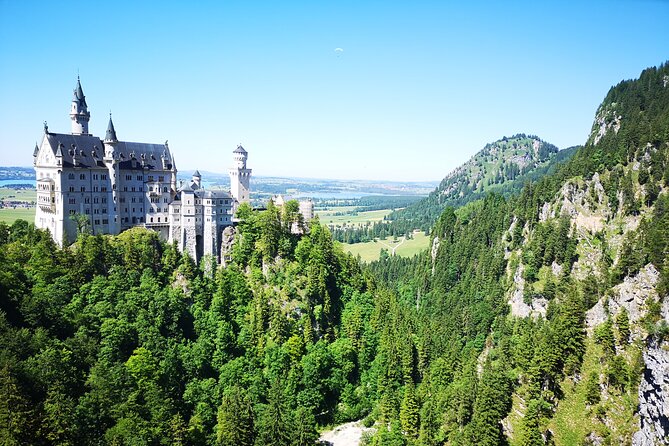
(633, 339, 669, 446)
(431, 236, 440, 274)
(592, 105, 622, 145)
(220, 225, 236, 267)
(508, 263, 547, 318)
(586, 264, 660, 334)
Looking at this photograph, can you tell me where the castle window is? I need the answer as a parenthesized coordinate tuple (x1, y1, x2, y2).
(93, 174, 98, 180)
(159, 176, 164, 182)
(68, 198, 76, 204)
(94, 197, 99, 204)
(148, 176, 154, 182)
(102, 209, 107, 214)
(85, 209, 90, 214)
(69, 186, 75, 192)
(163, 187, 168, 193)
(124, 187, 128, 192)
(93, 186, 99, 192)
(163, 198, 168, 203)
(80, 174, 86, 180)
(101, 186, 107, 192)
(150, 217, 153, 223)
(120, 197, 125, 203)
(102, 197, 107, 204)
(85, 197, 90, 204)
(126, 175, 132, 181)
(131, 187, 135, 192)
(157, 217, 161, 222)
(68, 173, 75, 179)
(136, 175, 142, 181)
(102, 219, 108, 224)
(94, 219, 100, 225)
(102, 174, 107, 180)
(80, 186, 85, 192)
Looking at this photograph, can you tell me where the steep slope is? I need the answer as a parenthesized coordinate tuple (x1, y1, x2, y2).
(365, 62, 669, 445)
(387, 134, 577, 231)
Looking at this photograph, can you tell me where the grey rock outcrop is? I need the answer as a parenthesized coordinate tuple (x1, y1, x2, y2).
(220, 225, 236, 267)
(633, 339, 669, 446)
(586, 264, 659, 334)
(508, 263, 547, 318)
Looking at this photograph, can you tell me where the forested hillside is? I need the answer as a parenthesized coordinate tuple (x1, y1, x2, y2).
(0, 202, 387, 445)
(1, 62, 668, 446)
(386, 135, 578, 232)
(365, 62, 669, 445)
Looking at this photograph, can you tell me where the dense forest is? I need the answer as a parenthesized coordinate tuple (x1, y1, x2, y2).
(1, 63, 669, 445)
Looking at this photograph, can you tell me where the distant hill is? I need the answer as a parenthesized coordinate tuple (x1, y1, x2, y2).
(388, 134, 579, 231)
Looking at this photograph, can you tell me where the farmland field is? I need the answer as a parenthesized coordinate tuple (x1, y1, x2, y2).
(341, 231, 430, 262)
(0, 187, 36, 224)
(0, 188, 36, 202)
(316, 207, 392, 227)
(0, 207, 35, 224)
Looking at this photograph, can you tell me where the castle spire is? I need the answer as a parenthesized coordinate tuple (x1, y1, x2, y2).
(73, 76, 87, 106)
(105, 113, 118, 142)
(70, 76, 90, 135)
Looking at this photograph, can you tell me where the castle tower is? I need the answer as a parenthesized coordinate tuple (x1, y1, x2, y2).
(103, 114, 121, 235)
(192, 170, 201, 189)
(70, 77, 90, 135)
(229, 144, 252, 203)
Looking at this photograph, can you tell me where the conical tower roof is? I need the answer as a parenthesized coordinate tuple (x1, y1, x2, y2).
(73, 76, 87, 107)
(105, 114, 118, 142)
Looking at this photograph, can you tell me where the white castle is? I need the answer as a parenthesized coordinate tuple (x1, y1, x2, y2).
(33, 78, 252, 262)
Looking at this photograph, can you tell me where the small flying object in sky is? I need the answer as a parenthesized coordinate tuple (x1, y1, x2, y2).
(334, 48, 344, 56)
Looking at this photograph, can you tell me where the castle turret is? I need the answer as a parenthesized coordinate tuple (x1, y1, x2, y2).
(103, 114, 121, 235)
(229, 144, 252, 204)
(70, 77, 90, 135)
(192, 170, 202, 189)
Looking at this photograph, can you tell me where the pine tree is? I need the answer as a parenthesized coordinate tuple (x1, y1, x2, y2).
(615, 308, 631, 346)
(292, 406, 318, 446)
(594, 319, 615, 357)
(584, 372, 601, 405)
(217, 385, 255, 446)
(400, 383, 419, 440)
(256, 380, 291, 446)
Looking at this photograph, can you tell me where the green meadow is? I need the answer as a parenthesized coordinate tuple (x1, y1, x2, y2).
(341, 231, 430, 262)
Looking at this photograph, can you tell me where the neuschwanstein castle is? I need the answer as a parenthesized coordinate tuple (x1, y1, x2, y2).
(33, 78, 253, 262)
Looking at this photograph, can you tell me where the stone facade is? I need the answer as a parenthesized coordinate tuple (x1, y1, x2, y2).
(34, 78, 251, 263)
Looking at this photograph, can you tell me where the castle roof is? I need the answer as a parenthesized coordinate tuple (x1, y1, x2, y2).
(196, 189, 231, 199)
(234, 144, 247, 154)
(73, 77, 87, 107)
(41, 132, 172, 170)
(105, 115, 118, 142)
(193, 170, 201, 177)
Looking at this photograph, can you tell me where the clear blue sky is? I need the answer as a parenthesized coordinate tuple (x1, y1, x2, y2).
(1, 1, 668, 181)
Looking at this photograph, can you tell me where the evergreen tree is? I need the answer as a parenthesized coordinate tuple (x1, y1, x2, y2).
(216, 385, 254, 446)
(256, 380, 291, 446)
(615, 308, 631, 346)
(399, 383, 419, 440)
